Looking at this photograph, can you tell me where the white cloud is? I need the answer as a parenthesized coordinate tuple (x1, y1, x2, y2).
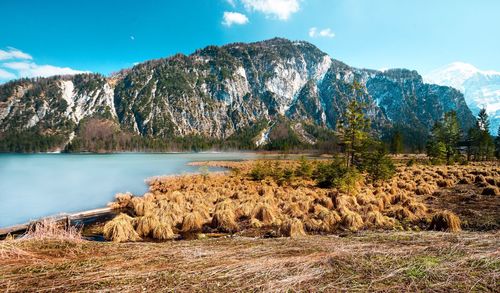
(0, 68, 16, 79)
(0, 47, 32, 61)
(308, 27, 335, 38)
(222, 11, 249, 26)
(241, 0, 299, 20)
(226, 0, 236, 7)
(0, 47, 89, 82)
(3, 61, 89, 79)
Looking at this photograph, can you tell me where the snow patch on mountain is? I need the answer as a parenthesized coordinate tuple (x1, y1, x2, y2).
(425, 62, 500, 133)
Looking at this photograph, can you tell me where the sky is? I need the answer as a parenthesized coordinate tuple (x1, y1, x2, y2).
(1, 0, 499, 83)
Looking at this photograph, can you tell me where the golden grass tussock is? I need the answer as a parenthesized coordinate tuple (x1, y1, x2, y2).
(24, 218, 82, 241)
(131, 197, 155, 217)
(102, 160, 498, 240)
(415, 184, 433, 195)
(284, 202, 304, 218)
(181, 212, 204, 232)
(250, 218, 263, 228)
(280, 218, 307, 238)
(135, 214, 160, 237)
(103, 213, 142, 243)
(429, 211, 461, 232)
(303, 217, 323, 232)
(322, 211, 342, 232)
(364, 211, 395, 229)
(334, 195, 360, 211)
(251, 203, 277, 225)
(235, 201, 255, 219)
(152, 221, 175, 240)
(436, 179, 454, 188)
(341, 209, 364, 231)
(108, 192, 133, 209)
(212, 209, 239, 233)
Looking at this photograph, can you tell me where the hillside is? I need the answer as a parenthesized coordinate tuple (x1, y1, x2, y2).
(0, 38, 475, 152)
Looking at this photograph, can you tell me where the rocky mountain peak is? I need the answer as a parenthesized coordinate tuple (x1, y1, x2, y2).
(0, 38, 476, 152)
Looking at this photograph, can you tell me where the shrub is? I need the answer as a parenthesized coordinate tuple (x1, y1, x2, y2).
(295, 156, 313, 179)
(249, 162, 268, 181)
(427, 141, 447, 164)
(313, 159, 362, 192)
(358, 141, 395, 182)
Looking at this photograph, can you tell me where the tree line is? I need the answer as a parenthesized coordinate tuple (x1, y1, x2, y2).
(426, 108, 499, 164)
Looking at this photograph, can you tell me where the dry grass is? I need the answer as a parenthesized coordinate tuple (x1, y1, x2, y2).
(96, 160, 500, 242)
(429, 211, 462, 232)
(1, 231, 498, 292)
(103, 213, 141, 243)
(23, 218, 82, 242)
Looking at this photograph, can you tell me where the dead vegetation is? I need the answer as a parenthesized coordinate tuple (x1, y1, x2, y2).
(22, 218, 83, 242)
(1, 231, 498, 292)
(1, 159, 499, 292)
(98, 160, 499, 242)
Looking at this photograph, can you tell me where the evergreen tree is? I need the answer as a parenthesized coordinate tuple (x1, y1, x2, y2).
(390, 130, 403, 154)
(337, 96, 370, 167)
(468, 108, 495, 161)
(477, 108, 490, 132)
(426, 111, 461, 164)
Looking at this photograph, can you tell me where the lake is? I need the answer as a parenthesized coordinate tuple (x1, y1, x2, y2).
(0, 152, 255, 227)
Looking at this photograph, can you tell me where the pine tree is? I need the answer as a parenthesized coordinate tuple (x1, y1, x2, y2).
(468, 108, 495, 161)
(390, 130, 403, 154)
(477, 108, 490, 132)
(337, 99, 370, 167)
(426, 111, 461, 164)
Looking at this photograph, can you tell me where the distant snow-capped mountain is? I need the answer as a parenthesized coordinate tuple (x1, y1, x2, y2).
(424, 62, 500, 134)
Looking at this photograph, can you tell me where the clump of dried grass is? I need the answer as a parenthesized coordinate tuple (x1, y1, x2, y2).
(341, 210, 364, 231)
(364, 211, 395, 228)
(135, 214, 160, 237)
(212, 209, 239, 233)
(23, 218, 82, 242)
(152, 221, 175, 240)
(131, 197, 155, 217)
(280, 218, 307, 238)
(252, 203, 277, 225)
(103, 213, 142, 242)
(429, 211, 461, 232)
(182, 212, 204, 232)
(108, 192, 133, 209)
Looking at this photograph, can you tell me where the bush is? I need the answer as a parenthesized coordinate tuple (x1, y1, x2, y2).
(358, 140, 395, 181)
(249, 162, 268, 181)
(313, 159, 361, 192)
(426, 141, 447, 164)
(294, 156, 313, 179)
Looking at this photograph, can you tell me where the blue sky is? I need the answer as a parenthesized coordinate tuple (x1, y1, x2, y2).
(1, 0, 499, 82)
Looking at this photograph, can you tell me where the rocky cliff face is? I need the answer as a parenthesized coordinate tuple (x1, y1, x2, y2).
(0, 38, 476, 150)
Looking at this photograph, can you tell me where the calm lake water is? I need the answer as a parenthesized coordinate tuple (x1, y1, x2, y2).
(0, 152, 255, 227)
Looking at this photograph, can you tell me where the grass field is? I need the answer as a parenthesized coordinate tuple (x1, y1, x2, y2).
(1, 231, 498, 292)
(1, 159, 499, 292)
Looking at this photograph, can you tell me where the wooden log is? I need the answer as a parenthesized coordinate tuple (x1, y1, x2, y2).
(0, 207, 116, 239)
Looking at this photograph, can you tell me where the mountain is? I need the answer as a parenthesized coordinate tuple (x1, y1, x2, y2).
(424, 62, 500, 134)
(0, 38, 475, 152)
